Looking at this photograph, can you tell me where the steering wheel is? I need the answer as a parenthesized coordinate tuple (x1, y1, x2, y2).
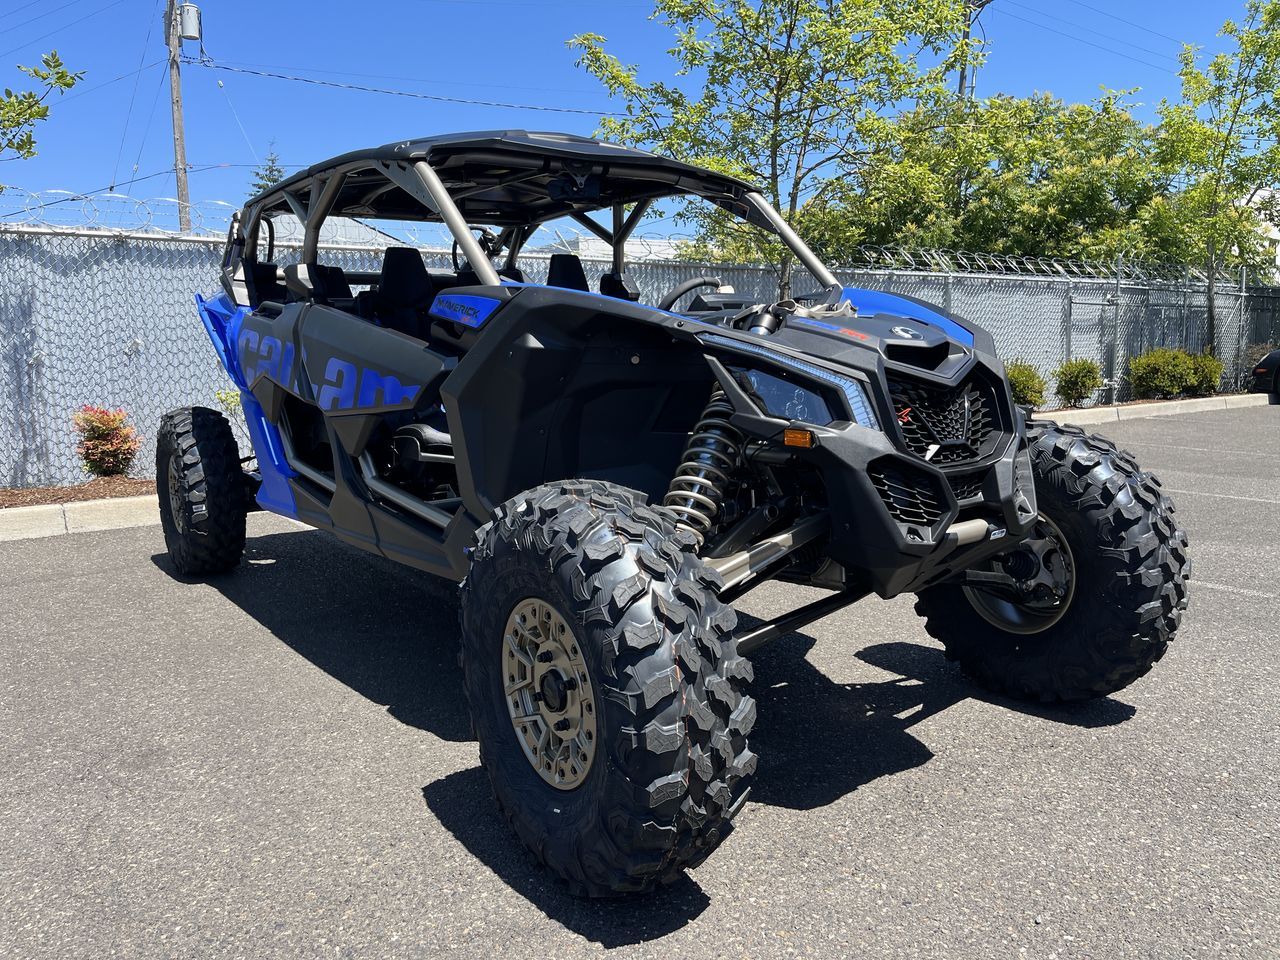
(658, 276, 722, 312)
(451, 225, 503, 272)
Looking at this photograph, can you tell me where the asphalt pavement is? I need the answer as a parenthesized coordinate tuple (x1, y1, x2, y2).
(2, 406, 1277, 959)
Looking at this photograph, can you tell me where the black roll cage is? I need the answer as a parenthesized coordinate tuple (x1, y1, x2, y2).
(222, 133, 839, 306)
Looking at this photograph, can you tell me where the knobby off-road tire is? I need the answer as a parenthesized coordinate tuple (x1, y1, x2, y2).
(156, 406, 247, 576)
(459, 480, 756, 896)
(916, 421, 1190, 702)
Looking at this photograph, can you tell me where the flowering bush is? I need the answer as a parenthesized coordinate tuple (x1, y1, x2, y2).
(71, 405, 140, 476)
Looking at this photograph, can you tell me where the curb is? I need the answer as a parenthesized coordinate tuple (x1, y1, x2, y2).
(1037, 393, 1269, 426)
(0, 495, 157, 543)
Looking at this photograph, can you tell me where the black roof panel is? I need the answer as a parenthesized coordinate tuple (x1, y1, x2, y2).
(251, 130, 756, 225)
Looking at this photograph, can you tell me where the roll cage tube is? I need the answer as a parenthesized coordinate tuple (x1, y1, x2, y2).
(743, 192, 840, 292)
(414, 159, 502, 287)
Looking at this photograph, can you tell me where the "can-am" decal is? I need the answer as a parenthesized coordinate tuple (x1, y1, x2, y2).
(238, 332, 420, 411)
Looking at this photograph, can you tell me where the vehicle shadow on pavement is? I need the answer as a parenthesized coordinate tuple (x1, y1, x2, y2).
(743, 626, 1136, 810)
(151, 529, 472, 742)
(422, 769, 714, 946)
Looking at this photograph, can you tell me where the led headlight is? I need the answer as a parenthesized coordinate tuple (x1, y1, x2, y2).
(741, 368, 833, 425)
(702, 333, 881, 429)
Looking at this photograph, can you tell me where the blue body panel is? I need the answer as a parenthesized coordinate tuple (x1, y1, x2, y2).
(194, 292, 298, 518)
(840, 286, 974, 347)
(428, 292, 503, 328)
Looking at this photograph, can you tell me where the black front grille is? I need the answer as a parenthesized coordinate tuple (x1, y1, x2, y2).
(868, 460, 946, 528)
(889, 376, 997, 466)
(949, 470, 986, 502)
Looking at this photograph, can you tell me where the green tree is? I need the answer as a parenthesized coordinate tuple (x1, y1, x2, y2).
(249, 144, 287, 194)
(1, 51, 81, 171)
(1159, 0, 1280, 350)
(570, 0, 973, 295)
(813, 91, 1185, 264)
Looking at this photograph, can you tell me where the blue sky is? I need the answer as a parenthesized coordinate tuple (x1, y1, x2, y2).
(0, 0, 1250, 207)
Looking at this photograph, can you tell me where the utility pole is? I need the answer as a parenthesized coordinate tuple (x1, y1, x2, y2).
(957, 0, 994, 99)
(164, 0, 190, 232)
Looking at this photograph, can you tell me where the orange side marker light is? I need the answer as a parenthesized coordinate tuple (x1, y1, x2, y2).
(783, 428, 816, 449)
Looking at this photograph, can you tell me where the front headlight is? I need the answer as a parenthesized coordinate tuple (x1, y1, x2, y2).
(740, 368, 834, 425)
(701, 333, 881, 429)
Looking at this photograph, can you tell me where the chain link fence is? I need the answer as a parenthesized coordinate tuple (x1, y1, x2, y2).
(0, 222, 1274, 488)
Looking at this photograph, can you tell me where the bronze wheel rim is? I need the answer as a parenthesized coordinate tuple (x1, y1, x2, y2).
(502, 598, 597, 790)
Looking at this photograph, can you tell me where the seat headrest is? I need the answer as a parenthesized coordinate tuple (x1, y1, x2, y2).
(378, 247, 433, 306)
(311, 264, 353, 302)
(547, 253, 589, 292)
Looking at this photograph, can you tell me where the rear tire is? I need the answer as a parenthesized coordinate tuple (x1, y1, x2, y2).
(156, 406, 247, 576)
(916, 422, 1190, 702)
(459, 480, 756, 896)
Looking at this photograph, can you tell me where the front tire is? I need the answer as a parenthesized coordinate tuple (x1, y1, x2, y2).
(916, 422, 1190, 702)
(156, 406, 247, 576)
(459, 481, 755, 896)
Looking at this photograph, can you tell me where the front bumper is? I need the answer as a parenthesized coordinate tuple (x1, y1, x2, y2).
(804, 420, 1038, 597)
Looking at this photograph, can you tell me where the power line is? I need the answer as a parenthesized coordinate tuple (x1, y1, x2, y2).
(127, 65, 168, 187)
(0, 0, 53, 25)
(0, 0, 129, 60)
(992, 7, 1178, 75)
(1059, 0, 1186, 47)
(52, 58, 164, 107)
(213, 75, 259, 163)
(111, 0, 165, 190)
(0, 0, 95, 37)
(207, 57, 603, 97)
(185, 57, 633, 118)
(1002, 0, 1181, 64)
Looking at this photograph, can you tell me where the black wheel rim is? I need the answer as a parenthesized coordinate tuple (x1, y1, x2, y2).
(167, 452, 186, 534)
(962, 513, 1077, 635)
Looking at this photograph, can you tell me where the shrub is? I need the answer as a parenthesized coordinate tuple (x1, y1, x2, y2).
(1005, 360, 1046, 408)
(71, 405, 140, 476)
(1185, 351, 1224, 396)
(1051, 358, 1103, 407)
(1128, 348, 1194, 399)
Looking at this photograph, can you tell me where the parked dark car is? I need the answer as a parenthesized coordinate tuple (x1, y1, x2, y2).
(1248, 348, 1280, 403)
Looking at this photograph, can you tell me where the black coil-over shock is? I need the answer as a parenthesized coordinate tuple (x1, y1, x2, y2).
(663, 387, 744, 548)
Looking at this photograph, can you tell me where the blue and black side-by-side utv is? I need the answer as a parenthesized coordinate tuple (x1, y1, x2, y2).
(159, 131, 1190, 896)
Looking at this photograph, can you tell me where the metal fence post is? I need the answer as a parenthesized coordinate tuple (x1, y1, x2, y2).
(1237, 267, 1248, 389)
(1063, 279, 1073, 365)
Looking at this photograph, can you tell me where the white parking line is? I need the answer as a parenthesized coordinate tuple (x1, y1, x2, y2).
(1163, 488, 1280, 505)
(1196, 581, 1278, 601)
(1119, 440, 1280, 461)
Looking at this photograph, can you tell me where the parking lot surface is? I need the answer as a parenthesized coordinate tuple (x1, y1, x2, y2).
(2, 407, 1277, 959)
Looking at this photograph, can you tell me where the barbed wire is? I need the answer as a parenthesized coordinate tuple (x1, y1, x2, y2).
(830, 244, 1238, 284)
(0, 189, 238, 236)
(0, 189, 1248, 283)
